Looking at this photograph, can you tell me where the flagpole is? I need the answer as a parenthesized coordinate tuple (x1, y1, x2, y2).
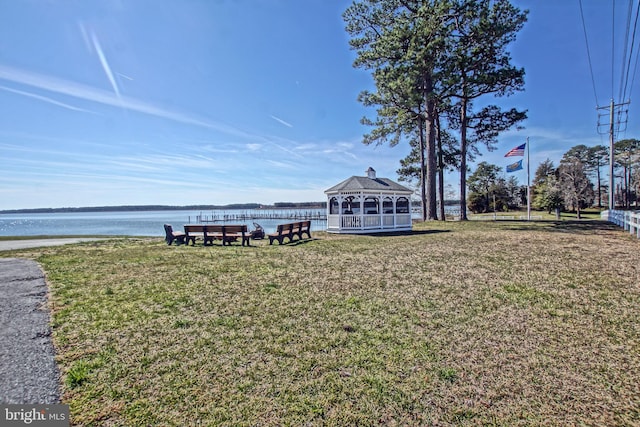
(527, 137, 531, 221)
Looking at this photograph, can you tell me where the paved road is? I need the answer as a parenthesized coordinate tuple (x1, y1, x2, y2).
(0, 258, 61, 403)
(0, 239, 111, 405)
(0, 238, 105, 252)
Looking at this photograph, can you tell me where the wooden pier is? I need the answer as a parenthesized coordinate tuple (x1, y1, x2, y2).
(191, 210, 327, 223)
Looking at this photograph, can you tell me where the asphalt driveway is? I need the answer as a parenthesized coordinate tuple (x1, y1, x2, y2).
(0, 258, 60, 403)
(0, 238, 105, 252)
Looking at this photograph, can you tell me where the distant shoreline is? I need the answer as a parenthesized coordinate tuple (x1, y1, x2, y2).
(0, 202, 327, 215)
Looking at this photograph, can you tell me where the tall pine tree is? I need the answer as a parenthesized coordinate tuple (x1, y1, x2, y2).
(441, 0, 527, 220)
(344, 0, 453, 220)
(344, 0, 527, 221)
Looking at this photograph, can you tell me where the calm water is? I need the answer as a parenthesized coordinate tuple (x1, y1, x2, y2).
(0, 209, 328, 237)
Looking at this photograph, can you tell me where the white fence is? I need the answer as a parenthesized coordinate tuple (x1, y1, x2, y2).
(602, 210, 640, 239)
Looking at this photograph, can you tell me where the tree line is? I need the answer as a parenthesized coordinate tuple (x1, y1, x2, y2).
(343, 0, 527, 221)
(466, 139, 640, 218)
(0, 202, 327, 214)
(533, 139, 640, 217)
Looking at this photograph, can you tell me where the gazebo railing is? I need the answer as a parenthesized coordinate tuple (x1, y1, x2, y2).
(395, 214, 412, 226)
(363, 215, 381, 228)
(327, 213, 412, 231)
(383, 215, 395, 227)
(341, 215, 362, 229)
(327, 214, 341, 229)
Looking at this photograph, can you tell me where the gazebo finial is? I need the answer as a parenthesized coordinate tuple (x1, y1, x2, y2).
(366, 167, 376, 179)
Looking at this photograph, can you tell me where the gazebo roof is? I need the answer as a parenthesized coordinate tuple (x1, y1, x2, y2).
(325, 175, 412, 194)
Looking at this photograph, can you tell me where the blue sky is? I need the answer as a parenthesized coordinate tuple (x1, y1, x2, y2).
(0, 0, 637, 209)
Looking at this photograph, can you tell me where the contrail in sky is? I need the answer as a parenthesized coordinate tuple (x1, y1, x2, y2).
(0, 64, 232, 130)
(90, 30, 120, 98)
(270, 115, 293, 128)
(0, 85, 95, 113)
(0, 64, 303, 157)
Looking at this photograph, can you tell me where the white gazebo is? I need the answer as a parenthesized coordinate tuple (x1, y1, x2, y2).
(325, 167, 413, 234)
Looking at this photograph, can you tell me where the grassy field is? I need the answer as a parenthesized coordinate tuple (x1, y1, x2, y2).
(4, 220, 639, 426)
(467, 207, 605, 221)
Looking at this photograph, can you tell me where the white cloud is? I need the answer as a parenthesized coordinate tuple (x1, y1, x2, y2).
(293, 143, 317, 151)
(265, 159, 297, 169)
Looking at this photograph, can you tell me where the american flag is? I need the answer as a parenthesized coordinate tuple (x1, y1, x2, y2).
(504, 143, 526, 157)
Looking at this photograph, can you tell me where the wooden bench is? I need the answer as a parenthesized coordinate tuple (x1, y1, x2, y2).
(164, 224, 186, 245)
(268, 223, 294, 245)
(268, 221, 312, 245)
(292, 220, 311, 240)
(217, 224, 251, 246)
(184, 224, 251, 246)
(183, 224, 208, 245)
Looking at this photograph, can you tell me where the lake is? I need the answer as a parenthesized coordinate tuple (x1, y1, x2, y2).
(0, 207, 459, 237)
(0, 209, 328, 237)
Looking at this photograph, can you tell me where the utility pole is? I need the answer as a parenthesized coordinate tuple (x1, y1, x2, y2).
(597, 99, 630, 210)
(526, 137, 531, 221)
(608, 99, 614, 210)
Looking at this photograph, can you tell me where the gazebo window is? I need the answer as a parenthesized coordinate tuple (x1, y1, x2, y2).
(383, 197, 393, 214)
(351, 199, 360, 214)
(396, 197, 409, 213)
(342, 197, 359, 214)
(364, 197, 378, 214)
(330, 197, 339, 214)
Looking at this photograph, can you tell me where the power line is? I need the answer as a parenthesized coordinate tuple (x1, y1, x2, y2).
(597, 99, 629, 209)
(628, 24, 640, 96)
(581, 1, 637, 210)
(579, 0, 600, 105)
(597, 100, 629, 136)
(613, 0, 616, 100)
(618, 0, 633, 102)
(621, 0, 640, 102)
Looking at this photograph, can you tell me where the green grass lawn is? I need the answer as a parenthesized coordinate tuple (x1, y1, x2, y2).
(468, 207, 606, 221)
(5, 220, 640, 426)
